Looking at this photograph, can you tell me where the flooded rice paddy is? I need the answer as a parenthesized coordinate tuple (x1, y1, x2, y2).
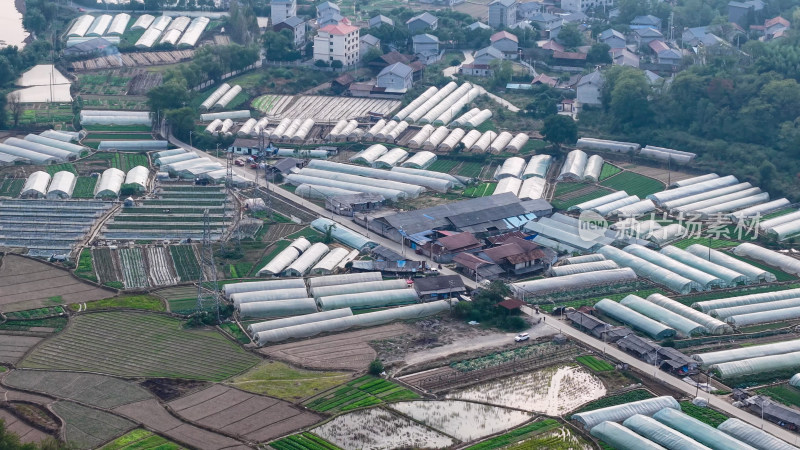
(390, 400, 532, 441)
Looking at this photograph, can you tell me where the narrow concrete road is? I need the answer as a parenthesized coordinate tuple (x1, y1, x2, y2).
(521, 306, 800, 447)
(441, 51, 520, 112)
(167, 133, 477, 289)
(442, 50, 474, 80)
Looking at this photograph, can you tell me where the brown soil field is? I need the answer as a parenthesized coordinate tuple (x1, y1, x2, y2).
(4, 370, 153, 409)
(263, 223, 305, 242)
(140, 378, 211, 402)
(0, 408, 50, 444)
(260, 323, 410, 371)
(612, 160, 695, 184)
(167, 385, 321, 443)
(0, 255, 112, 312)
(113, 399, 248, 450)
(0, 333, 43, 364)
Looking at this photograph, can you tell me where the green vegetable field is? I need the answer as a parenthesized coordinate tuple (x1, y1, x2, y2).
(304, 375, 418, 413)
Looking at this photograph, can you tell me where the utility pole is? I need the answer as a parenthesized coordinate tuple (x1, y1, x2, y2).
(196, 209, 220, 323)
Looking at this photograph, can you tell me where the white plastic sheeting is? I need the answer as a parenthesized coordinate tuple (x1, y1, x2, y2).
(726, 306, 800, 327)
(660, 246, 746, 287)
(291, 119, 315, 142)
(0, 144, 53, 164)
(106, 13, 131, 36)
(466, 109, 492, 128)
(711, 350, 800, 379)
(451, 107, 480, 127)
(512, 268, 637, 297)
(717, 418, 799, 450)
(671, 173, 719, 188)
(318, 288, 418, 310)
(214, 85, 242, 110)
(200, 84, 231, 111)
(598, 245, 701, 294)
(286, 174, 406, 201)
(237, 118, 257, 137)
(45, 171, 76, 199)
(489, 131, 514, 153)
(308, 160, 449, 192)
(391, 167, 464, 187)
(734, 243, 800, 276)
(590, 422, 666, 450)
(285, 243, 329, 277)
(767, 220, 800, 241)
(248, 308, 353, 334)
(406, 82, 458, 123)
(665, 183, 754, 211)
(694, 287, 800, 314)
(311, 217, 377, 251)
(297, 168, 424, 197)
(576, 137, 640, 153)
(558, 149, 588, 181)
(364, 119, 386, 140)
(24, 134, 83, 154)
(583, 155, 604, 182)
(253, 117, 269, 136)
(41, 130, 77, 142)
(615, 199, 657, 217)
(422, 126, 450, 151)
(310, 247, 350, 275)
(433, 86, 481, 125)
(695, 193, 770, 218)
(561, 254, 606, 264)
(760, 210, 800, 231)
(420, 83, 472, 124)
(307, 272, 383, 288)
(460, 129, 482, 149)
(124, 166, 149, 190)
(258, 237, 311, 275)
(21, 171, 50, 198)
(731, 199, 792, 222)
(86, 14, 112, 36)
(4, 137, 74, 161)
(200, 110, 251, 122)
(310, 279, 408, 298)
(594, 195, 641, 217)
(517, 177, 546, 200)
(178, 17, 209, 47)
(224, 279, 306, 297)
(569, 191, 629, 212)
(572, 396, 681, 429)
(493, 177, 522, 197)
(646, 293, 730, 335)
(255, 301, 449, 345)
(685, 244, 775, 283)
(471, 131, 496, 153)
(623, 415, 712, 450)
(506, 133, 530, 153)
(625, 244, 722, 289)
(550, 260, 619, 276)
(408, 125, 435, 148)
(136, 27, 163, 48)
(791, 374, 800, 387)
(373, 148, 408, 169)
(231, 287, 310, 307)
(295, 184, 360, 199)
(94, 168, 125, 198)
(620, 294, 706, 336)
(693, 339, 800, 366)
(373, 121, 397, 140)
(238, 298, 318, 318)
(131, 14, 155, 30)
(385, 121, 408, 142)
(271, 118, 293, 139)
(640, 146, 696, 164)
(394, 86, 438, 121)
(652, 408, 755, 450)
(68, 15, 95, 37)
(495, 157, 526, 180)
(595, 298, 677, 339)
(399, 152, 437, 171)
(713, 297, 800, 319)
(437, 128, 465, 152)
(648, 175, 739, 206)
(646, 223, 687, 245)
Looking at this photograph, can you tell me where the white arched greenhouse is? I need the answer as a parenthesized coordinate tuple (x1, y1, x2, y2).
(94, 168, 125, 198)
(622, 415, 704, 450)
(571, 396, 680, 429)
(286, 174, 406, 201)
(470, 131, 496, 153)
(107, 13, 131, 36)
(364, 119, 387, 140)
(406, 82, 457, 122)
(307, 160, 449, 192)
(67, 15, 94, 37)
(663, 182, 752, 211)
(373, 120, 397, 140)
(178, 17, 210, 47)
(201, 110, 251, 122)
(237, 118, 257, 137)
(391, 167, 463, 187)
(595, 298, 676, 340)
(583, 155, 604, 182)
(659, 245, 746, 287)
(597, 245, 701, 294)
(350, 144, 388, 165)
(125, 166, 149, 192)
(522, 155, 552, 179)
(451, 108, 480, 127)
(238, 298, 319, 319)
(646, 293, 730, 335)
(307, 272, 383, 288)
(311, 217, 376, 251)
(575, 138, 640, 153)
(614, 199, 656, 217)
(86, 15, 112, 37)
(648, 175, 738, 206)
(46, 171, 77, 199)
(693, 286, 800, 314)
(438, 128, 466, 152)
(493, 176, 522, 197)
(224, 278, 306, 297)
(214, 85, 242, 110)
(0, 143, 57, 165)
(4, 137, 74, 161)
(495, 157, 526, 180)
(671, 173, 719, 188)
(309, 247, 350, 275)
(466, 109, 492, 128)
(652, 408, 750, 450)
(295, 184, 360, 199)
(248, 308, 353, 335)
(517, 177, 546, 200)
(422, 126, 451, 151)
(589, 422, 664, 450)
(549, 260, 619, 276)
(713, 297, 800, 320)
(408, 125, 435, 148)
(734, 243, 800, 276)
(318, 288, 418, 311)
(511, 268, 637, 297)
(460, 130, 482, 150)
(373, 148, 408, 169)
(505, 133, 530, 153)
(558, 149, 588, 181)
(297, 168, 423, 197)
(21, 171, 51, 198)
(619, 294, 707, 336)
(625, 244, 722, 289)
(310, 279, 408, 299)
(685, 244, 775, 283)
(393, 86, 438, 121)
(489, 131, 514, 153)
(718, 418, 798, 450)
(24, 134, 83, 155)
(401, 151, 437, 169)
(726, 306, 800, 327)
(131, 14, 155, 30)
(730, 199, 792, 222)
(694, 339, 800, 368)
(231, 287, 310, 307)
(593, 195, 640, 217)
(257, 237, 311, 276)
(284, 243, 329, 277)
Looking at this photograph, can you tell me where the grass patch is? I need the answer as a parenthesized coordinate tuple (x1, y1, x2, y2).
(554, 182, 588, 197)
(600, 171, 664, 197)
(45, 163, 77, 175)
(457, 161, 485, 178)
(465, 419, 560, 450)
(228, 361, 351, 402)
(168, 298, 198, 315)
(286, 227, 324, 242)
(599, 163, 622, 180)
(269, 432, 341, 450)
(0, 178, 24, 197)
(755, 384, 800, 409)
(463, 182, 497, 198)
(219, 322, 250, 344)
(0, 317, 67, 332)
(74, 248, 97, 283)
(69, 295, 165, 312)
(576, 355, 615, 372)
(575, 389, 654, 413)
(304, 375, 418, 412)
(100, 429, 184, 450)
(428, 159, 460, 173)
(679, 401, 728, 427)
(4, 306, 64, 320)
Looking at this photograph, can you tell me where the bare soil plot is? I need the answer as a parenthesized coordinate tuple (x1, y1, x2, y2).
(113, 399, 248, 450)
(263, 223, 305, 242)
(0, 333, 43, 364)
(0, 408, 50, 444)
(20, 312, 260, 381)
(140, 378, 211, 402)
(52, 400, 137, 450)
(167, 385, 321, 443)
(0, 254, 112, 312)
(93, 247, 124, 285)
(145, 246, 179, 286)
(226, 361, 351, 402)
(4, 370, 152, 409)
(259, 324, 409, 371)
(614, 161, 695, 184)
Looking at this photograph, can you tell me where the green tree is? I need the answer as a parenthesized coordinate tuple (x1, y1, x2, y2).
(166, 107, 197, 142)
(331, 60, 344, 69)
(542, 114, 578, 148)
(557, 23, 583, 49)
(490, 59, 513, 89)
(147, 83, 190, 113)
(22, 10, 46, 35)
(587, 43, 612, 64)
(609, 71, 651, 130)
(263, 30, 301, 61)
(368, 359, 384, 375)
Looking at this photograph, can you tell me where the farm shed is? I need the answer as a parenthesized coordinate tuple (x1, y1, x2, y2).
(718, 418, 797, 450)
(310, 247, 350, 275)
(422, 126, 450, 151)
(318, 288, 418, 310)
(734, 243, 800, 275)
(558, 149, 588, 181)
(652, 408, 753, 450)
(325, 193, 385, 217)
(466, 109, 492, 128)
(393, 86, 438, 121)
(311, 217, 377, 251)
(406, 82, 458, 123)
(257, 237, 312, 275)
(493, 176, 522, 197)
(310, 279, 407, 298)
(460, 129, 483, 150)
(694, 287, 800, 314)
(505, 133, 530, 153)
(373, 148, 408, 168)
(659, 246, 746, 287)
(123, 166, 149, 191)
(391, 167, 463, 187)
(238, 298, 319, 318)
(224, 279, 306, 297)
(597, 245, 700, 294)
(549, 260, 619, 276)
(663, 183, 753, 211)
(131, 14, 155, 30)
(178, 17, 209, 47)
(413, 275, 465, 300)
(577, 191, 638, 212)
(25, 134, 83, 154)
(46, 171, 77, 199)
(451, 108, 480, 127)
(583, 155, 604, 182)
(517, 177, 546, 200)
(4, 137, 74, 161)
(646, 293, 730, 335)
(285, 243, 329, 277)
(622, 414, 708, 450)
(589, 422, 665, 450)
(593, 195, 641, 217)
(495, 157, 526, 180)
(94, 168, 125, 198)
(572, 396, 681, 429)
(255, 300, 449, 345)
(68, 15, 94, 37)
(648, 175, 739, 206)
(248, 308, 353, 334)
(522, 155, 552, 179)
(287, 174, 406, 201)
(625, 244, 721, 289)
(620, 294, 706, 336)
(614, 199, 656, 217)
(693, 339, 800, 367)
(471, 131, 496, 153)
(726, 306, 800, 327)
(21, 171, 51, 198)
(307, 160, 449, 192)
(401, 151, 437, 169)
(595, 298, 676, 340)
(511, 268, 636, 297)
(731, 199, 792, 222)
(489, 131, 514, 153)
(231, 287, 311, 307)
(576, 138, 640, 153)
(106, 13, 131, 36)
(350, 144, 388, 165)
(0, 143, 54, 164)
(685, 244, 775, 283)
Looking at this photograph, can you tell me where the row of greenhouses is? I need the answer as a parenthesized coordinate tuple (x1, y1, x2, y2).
(393, 82, 485, 126)
(268, 118, 317, 142)
(511, 268, 637, 297)
(692, 284, 800, 327)
(693, 339, 800, 380)
(0, 131, 86, 164)
(491, 176, 547, 200)
(254, 231, 371, 278)
(757, 208, 800, 241)
(558, 150, 607, 182)
(157, 150, 225, 179)
(200, 83, 243, 111)
(135, 15, 209, 48)
(67, 13, 130, 38)
(360, 119, 410, 144)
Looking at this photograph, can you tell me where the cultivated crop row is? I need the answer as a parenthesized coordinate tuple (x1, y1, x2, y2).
(92, 247, 124, 285)
(600, 171, 664, 198)
(146, 247, 178, 286)
(72, 177, 98, 198)
(304, 376, 418, 413)
(0, 179, 24, 197)
(170, 245, 203, 281)
(119, 247, 148, 288)
(270, 432, 341, 450)
(575, 355, 614, 372)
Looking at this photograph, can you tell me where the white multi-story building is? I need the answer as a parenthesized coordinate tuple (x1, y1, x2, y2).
(561, 0, 615, 13)
(271, 0, 296, 26)
(313, 23, 360, 67)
